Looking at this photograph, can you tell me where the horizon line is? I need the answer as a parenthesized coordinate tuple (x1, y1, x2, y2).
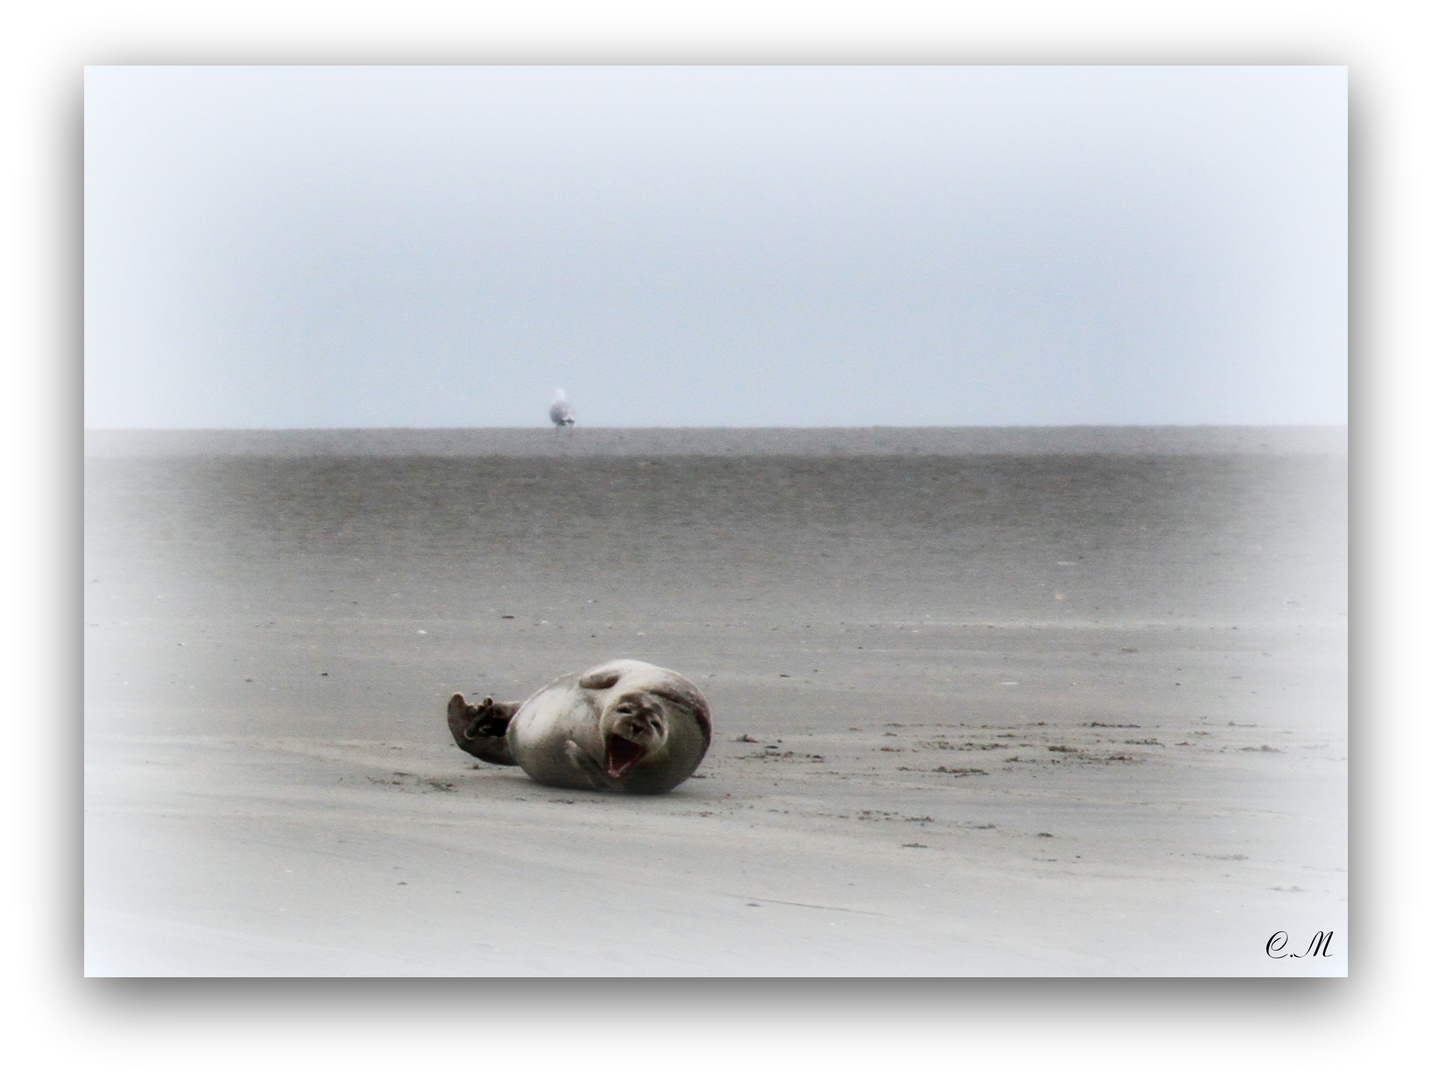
(82, 421, 1350, 433)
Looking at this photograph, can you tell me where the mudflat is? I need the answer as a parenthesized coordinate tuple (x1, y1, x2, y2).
(83, 427, 1347, 975)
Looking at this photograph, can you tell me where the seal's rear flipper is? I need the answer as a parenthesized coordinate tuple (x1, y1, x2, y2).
(447, 693, 520, 765)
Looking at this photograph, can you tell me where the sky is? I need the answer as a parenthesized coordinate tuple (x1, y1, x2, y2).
(83, 65, 1346, 429)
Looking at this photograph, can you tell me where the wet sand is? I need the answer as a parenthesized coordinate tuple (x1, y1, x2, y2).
(84, 428, 1347, 976)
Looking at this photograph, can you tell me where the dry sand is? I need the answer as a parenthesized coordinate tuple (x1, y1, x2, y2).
(84, 428, 1347, 976)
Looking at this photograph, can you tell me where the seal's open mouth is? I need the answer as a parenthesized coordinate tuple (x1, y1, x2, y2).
(605, 734, 647, 778)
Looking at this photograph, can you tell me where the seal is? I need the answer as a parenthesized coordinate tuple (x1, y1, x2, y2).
(446, 659, 712, 794)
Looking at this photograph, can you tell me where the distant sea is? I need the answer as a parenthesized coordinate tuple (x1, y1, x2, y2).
(86, 425, 1347, 632)
(83, 425, 1347, 458)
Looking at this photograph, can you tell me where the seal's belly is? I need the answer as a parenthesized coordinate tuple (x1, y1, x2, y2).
(507, 681, 604, 789)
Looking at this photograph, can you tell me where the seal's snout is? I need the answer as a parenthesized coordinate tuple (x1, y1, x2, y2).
(603, 693, 670, 778)
(609, 696, 666, 745)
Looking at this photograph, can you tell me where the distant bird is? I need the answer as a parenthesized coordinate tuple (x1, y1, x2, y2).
(549, 389, 576, 428)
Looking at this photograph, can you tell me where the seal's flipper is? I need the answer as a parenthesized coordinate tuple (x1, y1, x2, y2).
(578, 667, 623, 691)
(447, 693, 520, 766)
(465, 695, 519, 739)
(564, 739, 621, 792)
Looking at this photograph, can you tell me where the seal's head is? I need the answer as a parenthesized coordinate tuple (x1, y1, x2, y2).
(599, 690, 670, 779)
(546, 659, 712, 793)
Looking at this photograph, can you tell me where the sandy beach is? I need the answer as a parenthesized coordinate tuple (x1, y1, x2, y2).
(83, 427, 1347, 976)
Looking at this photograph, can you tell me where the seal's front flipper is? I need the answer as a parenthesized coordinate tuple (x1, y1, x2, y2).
(565, 739, 621, 792)
(447, 693, 519, 766)
(578, 666, 624, 690)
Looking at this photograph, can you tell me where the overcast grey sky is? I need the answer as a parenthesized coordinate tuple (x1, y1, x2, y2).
(84, 65, 1345, 429)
